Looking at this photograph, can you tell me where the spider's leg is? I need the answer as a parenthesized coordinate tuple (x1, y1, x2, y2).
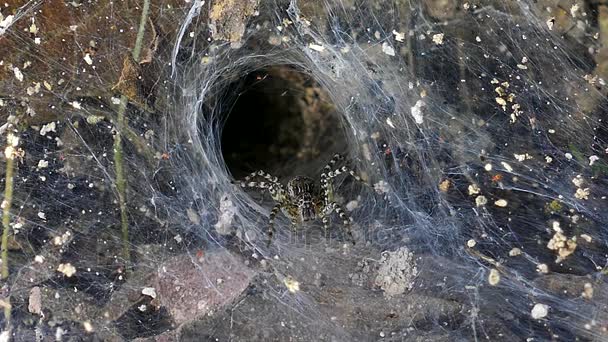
(321, 215, 330, 240)
(237, 180, 273, 190)
(328, 201, 355, 245)
(235, 170, 282, 191)
(320, 155, 343, 207)
(326, 165, 367, 185)
(266, 203, 281, 247)
(322, 153, 345, 176)
(244, 170, 279, 183)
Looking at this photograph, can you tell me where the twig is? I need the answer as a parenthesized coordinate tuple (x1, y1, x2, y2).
(113, 0, 151, 269)
(1, 128, 18, 328)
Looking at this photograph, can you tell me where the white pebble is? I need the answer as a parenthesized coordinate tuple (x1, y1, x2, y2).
(141, 287, 157, 299)
(531, 303, 549, 319)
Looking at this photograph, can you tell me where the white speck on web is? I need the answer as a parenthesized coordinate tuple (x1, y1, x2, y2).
(57, 263, 77, 277)
(575, 188, 590, 200)
(284, 276, 300, 293)
(381, 42, 395, 56)
(572, 175, 584, 188)
(40, 122, 56, 136)
(432, 33, 444, 45)
(494, 199, 508, 207)
(500, 162, 513, 172)
(392, 30, 405, 42)
(141, 287, 157, 299)
(508, 248, 522, 256)
(410, 100, 425, 124)
(13, 67, 23, 82)
(468, 184, 480, 195)
(308, 43, 325, 52)
(537, 263, 549, 274)
(475, 195, 488, 207)
(570, 4, 579, 18)
(373, 180, 390, 194)
(514, 153, 532, 161)
(29, 22, 38, 34)
(589, 155, 599, 166)
(488, 268, 500, 285)
(83, 53, 93, 65)
(215, 195, 237, 235)
(0, 14, 14, 35)
(546, 17, 555, 30)
(531, 303, 549, 319)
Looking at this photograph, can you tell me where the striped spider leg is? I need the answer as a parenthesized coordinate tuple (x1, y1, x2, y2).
(234, 170, 293, 245)
(319, 153, 367, 244)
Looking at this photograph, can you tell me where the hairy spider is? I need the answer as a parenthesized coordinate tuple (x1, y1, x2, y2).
(235, 153, 365, 246)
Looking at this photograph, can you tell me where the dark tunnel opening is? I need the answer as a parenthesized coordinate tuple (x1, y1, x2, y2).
(220, 65, 348, 179)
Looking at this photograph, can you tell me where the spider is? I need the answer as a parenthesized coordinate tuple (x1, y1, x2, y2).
(234, 153, 365, 246)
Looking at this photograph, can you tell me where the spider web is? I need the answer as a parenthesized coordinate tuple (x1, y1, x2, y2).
(0, 0, 607, 340)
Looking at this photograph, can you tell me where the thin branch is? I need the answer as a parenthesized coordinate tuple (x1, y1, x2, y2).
(113, 0, 151, 269)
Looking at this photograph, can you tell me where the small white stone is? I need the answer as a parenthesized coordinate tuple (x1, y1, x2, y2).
(410, 100, 425, 124)
(494, 199, 508, 207)
(57, 263, 77, 277)
(141, 287, 157, 299)
(432, 33, 444, 45)
(589, 155, 599, 166)
(475, 195, 488, 207)
(468, 184, 480, 195)
(83, 53, 93, 65)
(13, 67, 23, 82)
(40, 122, 56, 136)
(392, 30, 405, 42)
(488, 268, 500, 286)
(381, 42, 395, 56)
(308, 43, 325, 52)
(83, 321, 94, 332)
(531, 303, 549, 319)
(508, 248, 522, 257)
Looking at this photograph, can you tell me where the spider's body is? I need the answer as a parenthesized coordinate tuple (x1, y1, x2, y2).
(235, 154, 364, 245)
(285, 176, 317, 222)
